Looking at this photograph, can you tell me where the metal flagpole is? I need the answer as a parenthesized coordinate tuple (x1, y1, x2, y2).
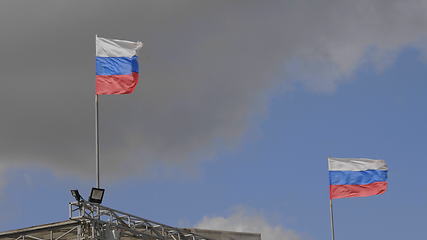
(95, 34, 100, 189)
(329, 199, 336, 240)
(95, 94, 100, 188)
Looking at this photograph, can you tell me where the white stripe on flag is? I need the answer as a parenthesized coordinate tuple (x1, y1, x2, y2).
(96, 36, 143, 57)
(328, 158, 388, 171)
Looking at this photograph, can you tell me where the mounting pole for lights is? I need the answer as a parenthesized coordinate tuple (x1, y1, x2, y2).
(95, 93, 100, 188)
(94, 34, 101, 189)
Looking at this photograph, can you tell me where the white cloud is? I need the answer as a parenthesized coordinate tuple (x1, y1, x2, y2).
(195, 207, 302, 240)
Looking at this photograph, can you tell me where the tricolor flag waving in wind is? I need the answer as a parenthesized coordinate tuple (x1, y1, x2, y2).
(96, 36, 143, 95)
(328, 158, 388, 199)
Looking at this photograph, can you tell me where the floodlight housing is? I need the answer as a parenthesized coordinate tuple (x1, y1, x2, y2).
(70, 189, 82, 202)
(89, 187, 105, 204)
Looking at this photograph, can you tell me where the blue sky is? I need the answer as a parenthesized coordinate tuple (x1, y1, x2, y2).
(1, 47, 426, 240)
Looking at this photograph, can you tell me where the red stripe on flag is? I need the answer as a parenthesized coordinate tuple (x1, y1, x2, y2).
(96, 73, 139, 95)
(330, 181, 387, 199)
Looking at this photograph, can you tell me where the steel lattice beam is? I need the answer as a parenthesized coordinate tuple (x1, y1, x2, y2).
(69, 201, 209, 240)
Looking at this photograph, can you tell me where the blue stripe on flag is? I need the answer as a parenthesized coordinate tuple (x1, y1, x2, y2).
(96, 56, 139, 75)
(329, 170, 388, 185)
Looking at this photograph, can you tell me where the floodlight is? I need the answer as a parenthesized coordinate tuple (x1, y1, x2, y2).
(70, 189, 82, 202)
(89, 187, 105, 204)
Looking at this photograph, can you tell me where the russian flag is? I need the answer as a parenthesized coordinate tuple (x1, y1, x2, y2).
(328, 158, 388, 199)
(96, 36, 143, 95)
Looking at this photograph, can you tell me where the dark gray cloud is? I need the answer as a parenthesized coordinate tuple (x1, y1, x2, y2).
(0, 0, 426, 180)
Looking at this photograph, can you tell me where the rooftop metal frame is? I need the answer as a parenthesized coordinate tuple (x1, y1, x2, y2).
(69, 200, 209, 240)
(0, 201, 261, 240)
(0, 220, 80, 240)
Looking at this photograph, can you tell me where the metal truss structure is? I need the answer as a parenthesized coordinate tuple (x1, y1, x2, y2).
(69, 201, 209, 240)
(0, 221, 80, 240)
(0, 201, 261, 240)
